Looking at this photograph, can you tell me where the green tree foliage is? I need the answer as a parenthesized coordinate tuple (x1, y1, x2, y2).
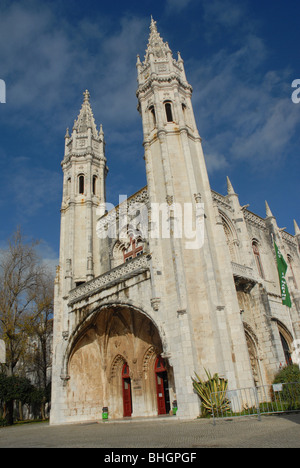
(0, 373, 34, 425)
(272, 365, 300, 412)
(273, 364, 300, 384)
(0, 228, 43, 376)
(0, 228, 54, 423)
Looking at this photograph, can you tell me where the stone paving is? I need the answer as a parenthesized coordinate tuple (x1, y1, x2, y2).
(0, 414, 300, 449)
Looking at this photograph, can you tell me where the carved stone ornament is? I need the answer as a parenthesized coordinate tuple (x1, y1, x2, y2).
(60, 374, 70, 387)
(166, 195, 174, 206)
(194, 193, 202, 204)
(151, 297, 161, 311)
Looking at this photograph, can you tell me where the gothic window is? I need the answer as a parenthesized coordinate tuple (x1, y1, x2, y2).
(164, 101, 173, 122)
(112, 236, 145, 268)
(78, 174, 84, 195)
(252, 240, 264, 279)
(280, 332, 292, 366)
(245, 330, 262, 387)
(221, 215, 238, 263)
(287, 254, 298, 289)
(92, 175, 97, 196)
(149, 105, 156, 127)
(123, 237, 144, 262)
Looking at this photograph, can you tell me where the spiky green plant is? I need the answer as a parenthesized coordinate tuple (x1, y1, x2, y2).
(192, 369, 230, 416)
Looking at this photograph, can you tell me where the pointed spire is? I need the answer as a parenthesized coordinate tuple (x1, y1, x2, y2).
(144, 16, 170, 64)
(73, 90, 98, 137)
(150, 15, 157, 33)
(265, 201, 274, 219)
(294, 219, 300, 237)
(226, 176, 236, 195)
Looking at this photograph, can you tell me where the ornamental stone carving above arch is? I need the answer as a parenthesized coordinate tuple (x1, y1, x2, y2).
(109, 354, 127, 383)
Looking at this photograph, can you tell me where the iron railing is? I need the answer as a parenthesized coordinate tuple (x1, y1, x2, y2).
(210, 382, 300, 424)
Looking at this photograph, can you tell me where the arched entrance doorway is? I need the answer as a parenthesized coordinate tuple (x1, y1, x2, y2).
(66, 305, 175, 421)
(122, 363, 132, 417)
(155, 356, 171, 415)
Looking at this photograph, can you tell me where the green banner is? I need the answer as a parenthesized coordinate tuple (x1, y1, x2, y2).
(274, 241, 292, 308)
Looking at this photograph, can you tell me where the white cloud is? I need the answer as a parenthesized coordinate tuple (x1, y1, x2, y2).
(187, 22, 299, 173)
(165, 0, 194, 13)
(202, 0, 243, 28)
(203, 148, 229, 174)
(36, 240, 59, 276)
(0, 3, 147, 133)
(0, 154, 62, 219)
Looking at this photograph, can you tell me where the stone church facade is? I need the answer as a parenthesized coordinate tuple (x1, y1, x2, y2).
(50, 19, 300, 425)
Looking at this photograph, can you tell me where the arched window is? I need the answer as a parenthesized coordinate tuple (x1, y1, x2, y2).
(78, 174, 84, 194)
(222, 215, 238, 263)
(280, 333, 292, 366)
(123, 237, 144, 262)
(244, 329, 262, 387)
(252, 240, 264, 279)
(92, 175, 97, 196)
(149, 105, 156, 127)
(165, 102, 173, 122)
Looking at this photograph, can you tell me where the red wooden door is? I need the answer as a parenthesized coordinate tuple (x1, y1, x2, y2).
(155, 356, 168, 415)
(122, 363, 132, 417)
(156, 372, 166, 415)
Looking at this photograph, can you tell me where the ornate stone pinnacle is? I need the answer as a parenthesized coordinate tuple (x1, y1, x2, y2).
(150, 15, 157, 32)
(83, 89, 90, 103)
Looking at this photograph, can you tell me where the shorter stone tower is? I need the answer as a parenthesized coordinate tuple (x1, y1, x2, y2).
(51, 91, 108, 414)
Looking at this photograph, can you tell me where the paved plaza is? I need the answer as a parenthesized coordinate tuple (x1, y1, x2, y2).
(0, 414, 300, 449)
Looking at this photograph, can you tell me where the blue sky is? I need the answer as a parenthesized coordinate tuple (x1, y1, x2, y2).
(0, 0, 299, 269)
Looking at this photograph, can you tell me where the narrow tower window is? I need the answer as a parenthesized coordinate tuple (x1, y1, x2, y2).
(92, 175, 97, 196)
(78, 175, 84, 194)
(67, 177, 71, 197)
(149, 105, 156, 127)
(165, 102, 173, 122)
(182, 103, 187, 123)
